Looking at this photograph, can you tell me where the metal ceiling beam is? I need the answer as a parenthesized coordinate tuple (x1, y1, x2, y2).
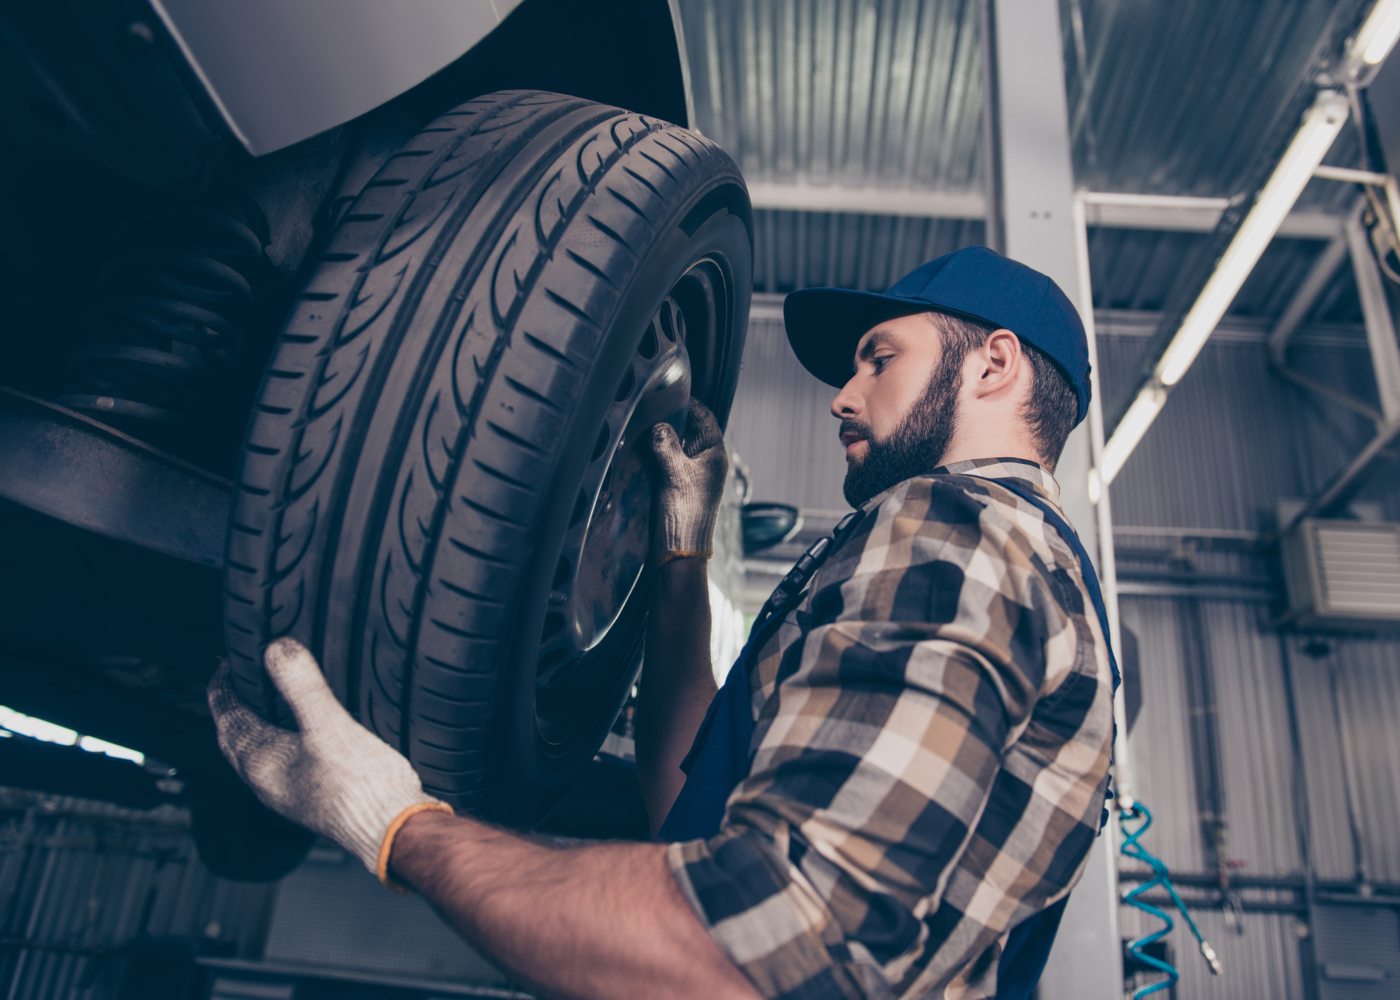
(745, 180, 986, 220)
(1267, 231, 1350, 363)
(751, 296, 1371, 351)
(989, 1, 1122, 997)
(1274, 210, 1400, 527)
(746, 182, 1347, 237)
(1282, 416, 1400, 530)
(1080, 191, 1346, 238)
(1347, 212, 1400, 421)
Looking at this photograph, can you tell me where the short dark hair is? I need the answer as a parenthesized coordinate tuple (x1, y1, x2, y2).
(928, 311, 1079, 470)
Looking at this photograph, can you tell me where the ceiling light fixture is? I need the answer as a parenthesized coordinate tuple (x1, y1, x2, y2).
(1352, 0, 1400, 69)
(1099, 90, 1348, 484)
(1154, 91, 1349, 387)
(1100, 386, 1166, 485)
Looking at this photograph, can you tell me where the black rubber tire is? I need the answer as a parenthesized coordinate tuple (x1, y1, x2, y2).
(223, 91, 750, 823)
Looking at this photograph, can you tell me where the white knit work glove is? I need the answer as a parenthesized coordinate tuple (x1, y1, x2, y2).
(648, 399, 728, 566)
(207, 638, 450, 886)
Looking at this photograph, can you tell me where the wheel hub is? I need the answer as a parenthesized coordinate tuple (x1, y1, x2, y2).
(535, 296, 692, 692)
(569, 347, 690, 652)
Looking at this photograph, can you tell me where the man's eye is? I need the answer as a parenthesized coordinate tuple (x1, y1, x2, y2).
(872, 355, 893, 373)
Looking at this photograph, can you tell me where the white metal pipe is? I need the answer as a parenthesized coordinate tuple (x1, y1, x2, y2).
(1073, 193, 1135, 809)
(1079, 191, 1232, 212)
(1268, 233, 1351, 365)
(1312, 165, 1393, 186)
(1081, 192, 1345, 238)
(744, 182, 1348, 237)
(746, 180, 987, 220)
(1345, 213, 1400, 421)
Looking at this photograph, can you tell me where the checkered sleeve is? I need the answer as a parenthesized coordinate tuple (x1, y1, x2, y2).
(665, 476, 1084, 998)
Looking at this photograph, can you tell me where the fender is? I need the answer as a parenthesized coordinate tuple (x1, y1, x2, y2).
(152, 0, 690, 156)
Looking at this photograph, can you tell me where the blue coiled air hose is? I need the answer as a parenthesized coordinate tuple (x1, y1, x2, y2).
(1120, 801, 1223, 998)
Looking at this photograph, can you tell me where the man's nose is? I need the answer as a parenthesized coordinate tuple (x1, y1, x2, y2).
(831, 379, 862, 419)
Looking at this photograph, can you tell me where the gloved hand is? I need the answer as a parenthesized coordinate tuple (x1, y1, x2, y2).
(207, 638, 451, 887)
(648, 399, 728, 566)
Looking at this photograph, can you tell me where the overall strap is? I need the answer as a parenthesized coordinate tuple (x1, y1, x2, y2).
(656, 509, 867, 841)
(971, 476, 1119, 1000)
(982, 477, 1120, 691)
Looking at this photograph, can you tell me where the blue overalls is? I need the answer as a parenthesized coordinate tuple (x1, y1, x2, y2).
(658, 476, 1120, 999)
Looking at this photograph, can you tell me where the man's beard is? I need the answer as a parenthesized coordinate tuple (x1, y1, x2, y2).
(842, 352, 962, 508)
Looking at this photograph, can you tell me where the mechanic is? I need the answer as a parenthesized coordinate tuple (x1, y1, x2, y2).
(208, 245, 1116, 999)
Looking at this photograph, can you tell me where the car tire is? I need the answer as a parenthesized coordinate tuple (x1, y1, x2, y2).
(223, 90, 750, 824)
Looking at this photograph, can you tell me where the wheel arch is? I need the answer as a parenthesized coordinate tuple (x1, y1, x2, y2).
(156, 0, 691, 159)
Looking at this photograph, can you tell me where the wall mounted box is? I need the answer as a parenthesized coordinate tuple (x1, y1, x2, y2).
(1281, 518, 1400, 631)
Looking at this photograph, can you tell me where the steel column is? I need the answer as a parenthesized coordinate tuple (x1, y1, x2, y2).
(1274, 214, 1400, 528)
(989, 0, 1122, 995)
(1346, 213, 1400, 421)
(1269, 233, 1351, 365)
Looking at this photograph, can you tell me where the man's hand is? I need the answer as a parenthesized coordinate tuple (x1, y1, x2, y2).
(208, 648, 758, 1000)
(207, 638, 449, 883)
(639, 399, 727, 830)
(649, 399, 728, 565)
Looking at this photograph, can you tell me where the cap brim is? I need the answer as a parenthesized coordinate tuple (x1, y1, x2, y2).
(783, 288, 935, 388)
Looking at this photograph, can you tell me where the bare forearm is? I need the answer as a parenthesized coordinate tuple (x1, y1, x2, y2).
(389, 810, 756, 1000)
(637, 558, 717, 833)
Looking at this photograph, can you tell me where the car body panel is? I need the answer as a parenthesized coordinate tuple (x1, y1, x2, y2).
(148, 0, 525, 154)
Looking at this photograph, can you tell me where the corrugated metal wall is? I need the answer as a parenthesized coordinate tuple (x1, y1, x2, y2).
(727, 314, 849, 513)
(750, 212, 986, 294)
(1061, 0, 1354, 200)
(680, 0, 985, 189)
(1105, 327, 1400, 998)
(0, 792, 273, 1000)
(677, 0, 989, 296)
(1101, 323, 1398, 524)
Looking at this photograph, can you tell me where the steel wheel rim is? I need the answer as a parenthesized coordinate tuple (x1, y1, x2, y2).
(533, 257, 733, 748)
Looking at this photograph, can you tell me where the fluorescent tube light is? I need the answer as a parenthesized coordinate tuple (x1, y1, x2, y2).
(0, 704, 146, 765)
(1353, 0, 1400, 67)
(1101, 387, 1166, 485)
(1154, 90, 1348, 387)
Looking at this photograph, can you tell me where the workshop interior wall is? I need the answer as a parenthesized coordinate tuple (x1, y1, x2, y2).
(1100, 327, 1400, 998)
(727, 315, 852, 514)
(0, 793, 272, 999)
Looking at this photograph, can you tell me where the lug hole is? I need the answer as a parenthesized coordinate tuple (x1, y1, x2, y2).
(592, 424, 610, 461)
(639, 327, 659, 359)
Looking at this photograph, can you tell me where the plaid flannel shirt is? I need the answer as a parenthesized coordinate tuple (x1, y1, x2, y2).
(666, 458, 1115, 999)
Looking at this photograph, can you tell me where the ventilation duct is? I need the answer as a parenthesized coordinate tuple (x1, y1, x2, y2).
(1282, 518, 1400, 630)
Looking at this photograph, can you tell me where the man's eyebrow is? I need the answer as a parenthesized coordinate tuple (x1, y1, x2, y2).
(855, 329, 896, 364)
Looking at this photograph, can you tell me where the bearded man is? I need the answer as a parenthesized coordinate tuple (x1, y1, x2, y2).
(209, 246, 1116, 999)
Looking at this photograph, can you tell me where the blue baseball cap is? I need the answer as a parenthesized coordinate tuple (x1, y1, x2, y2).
(783, 245, 1091, 424)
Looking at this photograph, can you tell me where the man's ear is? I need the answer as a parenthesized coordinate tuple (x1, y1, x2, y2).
(972, 329, 1023, 399)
